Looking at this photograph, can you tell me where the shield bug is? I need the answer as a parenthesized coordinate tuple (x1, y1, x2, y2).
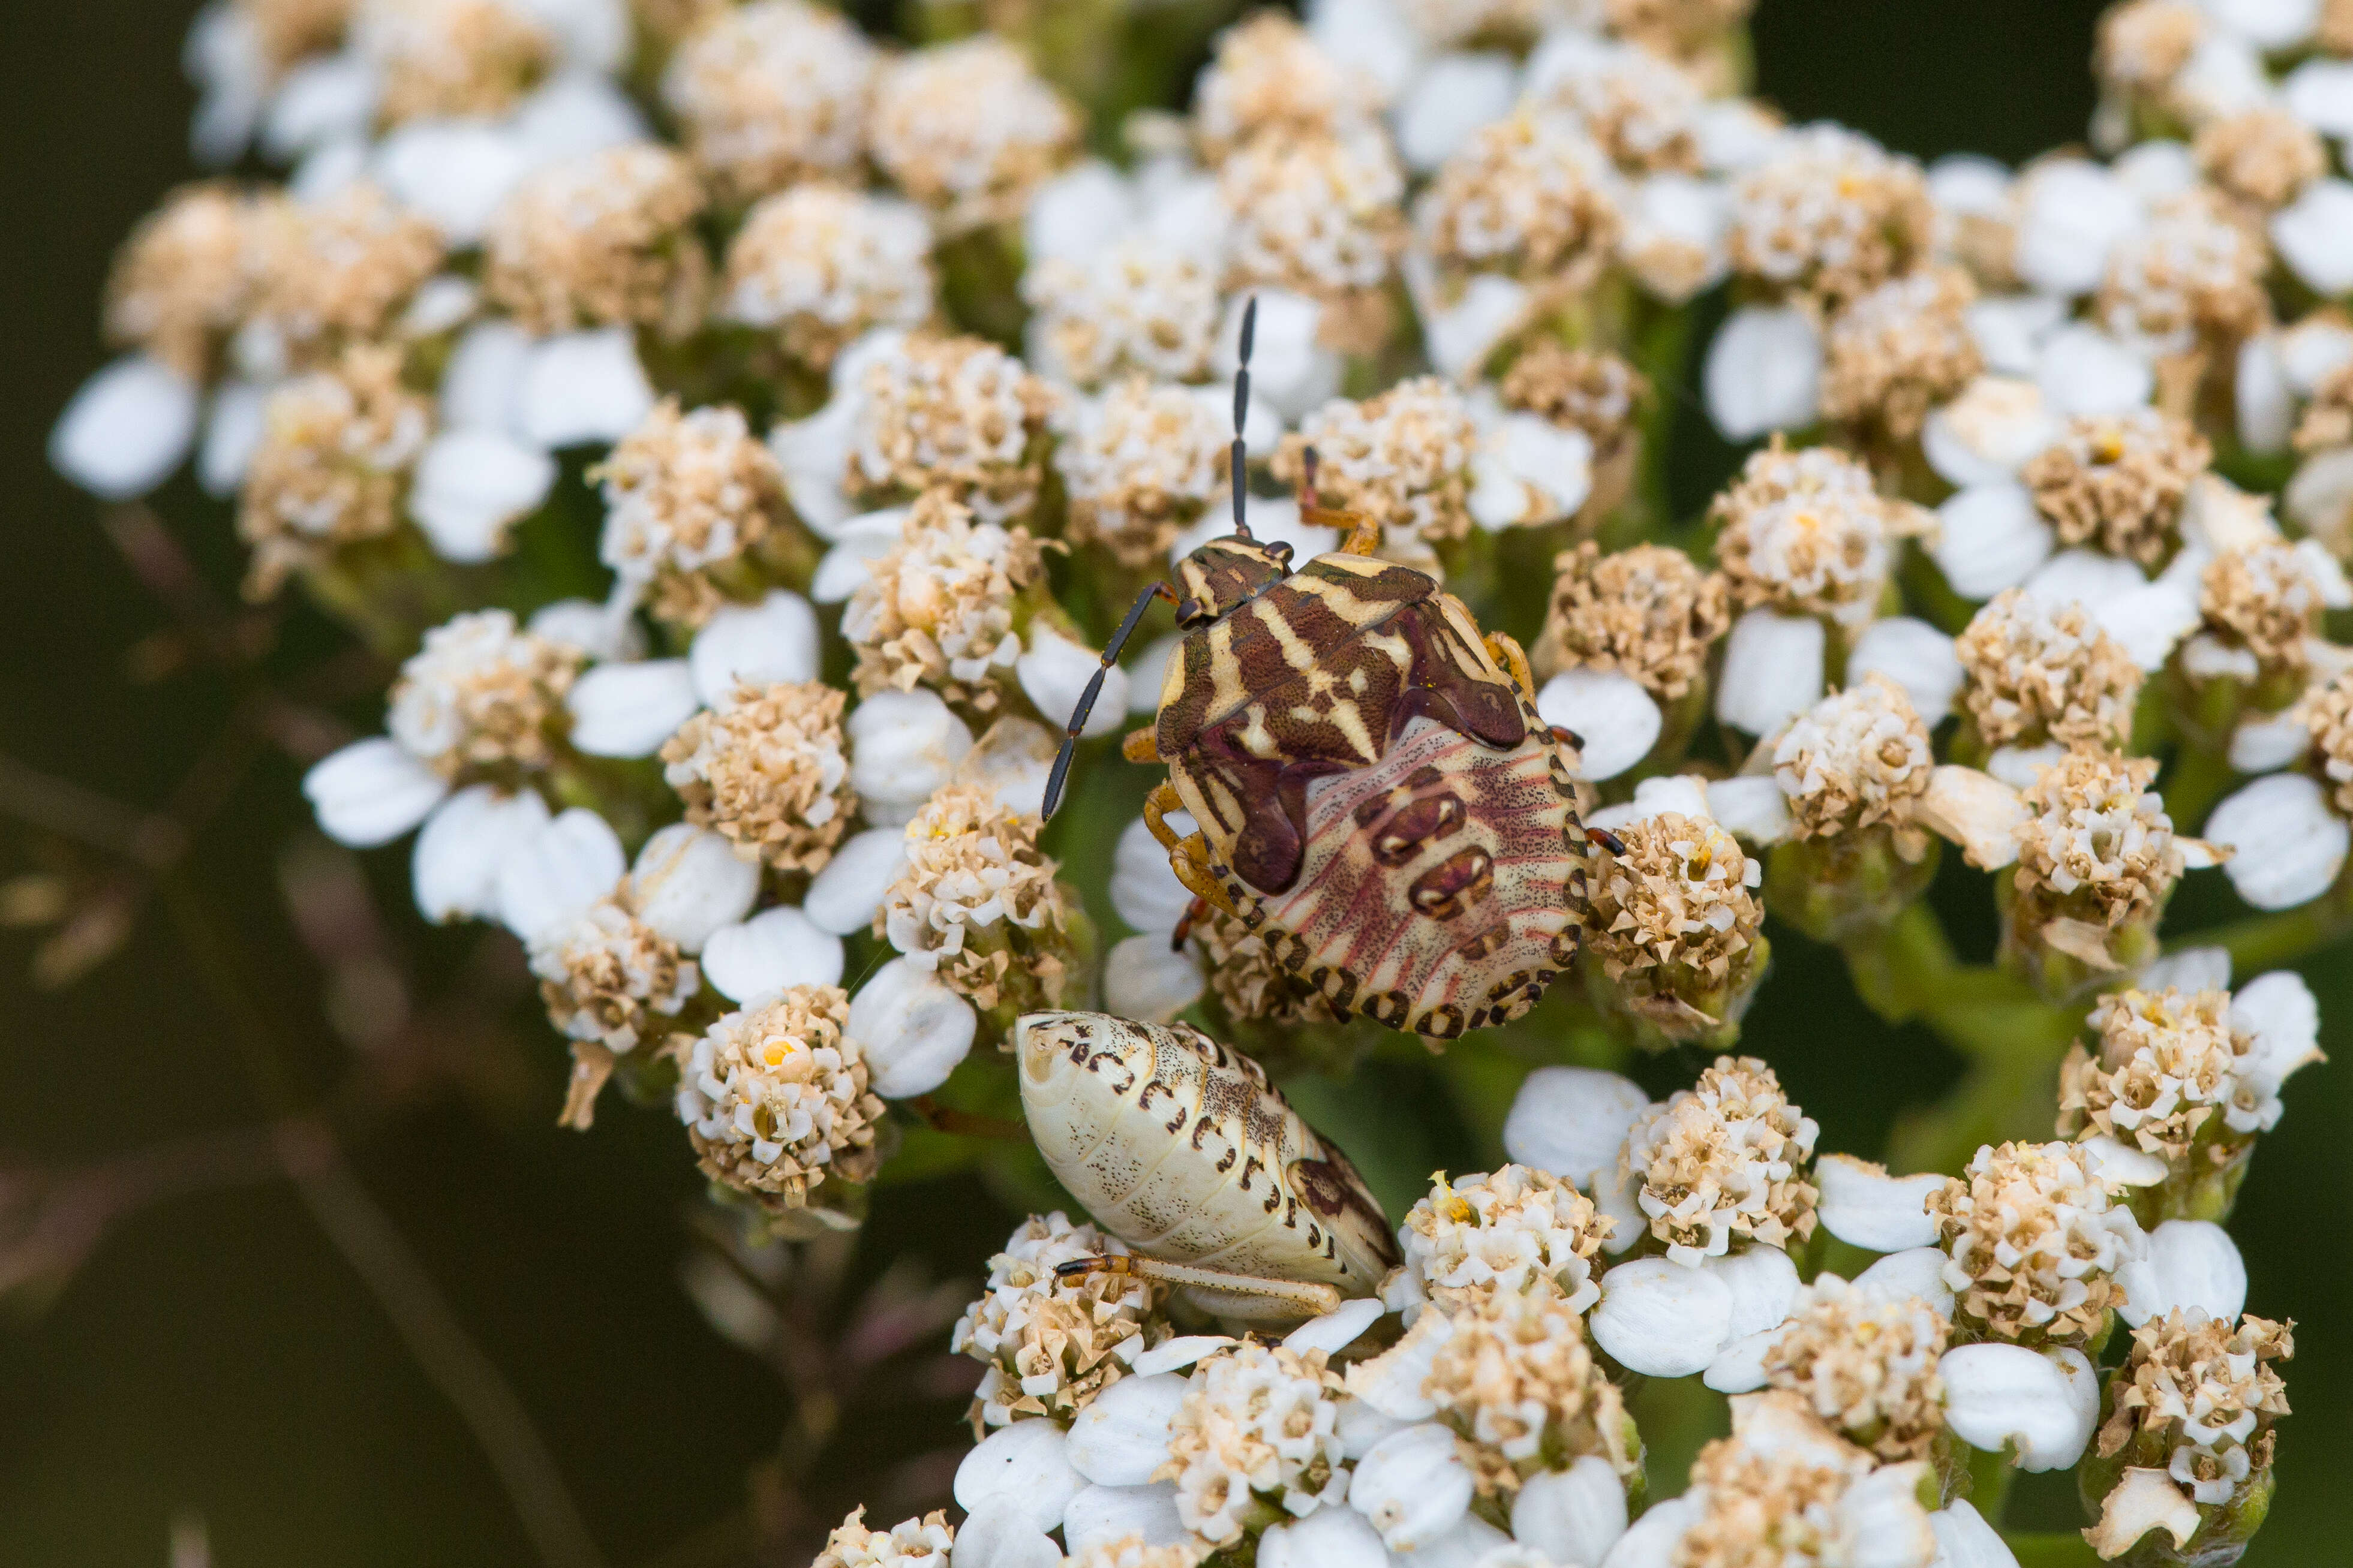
(1014, 1009, 1398, 1325)
(1041, 300, 1607, 1042)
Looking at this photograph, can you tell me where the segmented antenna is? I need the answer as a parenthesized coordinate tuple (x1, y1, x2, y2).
(1229, 296, 1257, 540)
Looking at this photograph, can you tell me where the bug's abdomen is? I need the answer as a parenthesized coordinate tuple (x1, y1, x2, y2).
(1258, 710, 1586, 1040)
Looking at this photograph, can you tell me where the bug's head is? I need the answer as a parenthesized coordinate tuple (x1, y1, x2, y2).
(1173, 535, 1294, 626)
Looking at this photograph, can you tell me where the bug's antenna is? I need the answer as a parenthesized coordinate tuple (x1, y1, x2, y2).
(1041, 580, 1177, 821)
(1302, 443, 1320, 512)
(1228, 296, 1257, 540)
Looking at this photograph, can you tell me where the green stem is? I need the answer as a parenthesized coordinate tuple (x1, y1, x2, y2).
(1966, 1441, 2016, 1529)
(2183, 892, 2353, 975)
(2159, 743, 2235, 836)
(2002, 1531, 2105, 1568)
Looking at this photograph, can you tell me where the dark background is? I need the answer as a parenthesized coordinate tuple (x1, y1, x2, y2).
(2, 2, 2345, 1564)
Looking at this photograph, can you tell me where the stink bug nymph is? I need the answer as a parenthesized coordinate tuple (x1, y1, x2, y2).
(1015, 1010, 1398, 1325)
(1041, 300, 1607, 1042)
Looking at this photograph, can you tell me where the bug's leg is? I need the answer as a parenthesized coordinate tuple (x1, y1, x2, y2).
(1056, 1255, 1347, 1322)
(1042, 581, 1177, 821)
(1170, 895, 1211, 950)
(1122, 726, 1162, 764)
(1585, 826, 1627, 856)
(1143, 783, 1235, 914)
(1484, 630, 1538, 704)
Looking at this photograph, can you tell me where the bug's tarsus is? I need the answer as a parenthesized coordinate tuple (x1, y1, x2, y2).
(1170, 893, 1211, 951)
(1042, 580, 1177, 820)
(1585, 826, 1627, 856)
(1056, 1251, 1350, 1319)
(1549, 724, 1586, 751)
(1230, 294, 1258, 540)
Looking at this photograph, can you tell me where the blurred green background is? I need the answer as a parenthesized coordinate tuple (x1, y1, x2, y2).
(1, 1, 2345, 1564)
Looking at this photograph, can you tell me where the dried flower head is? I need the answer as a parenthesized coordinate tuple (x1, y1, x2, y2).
(2097, 1310, 2292, 1505)
(105, 183, 259, 380)
(951, 1211, 1161, 1430)
(1156, 1341, 1348, 1546)
(2023, 410, 2211, 568)
(1396, 0, 1580, 50)
(2195, 107, 2327, 213)
(1191, 908, 1339, 1027)
(238, 0, 355, 73)
(1501, 344, 1649, 453)
(1533, 542, 1730, 700)
(660, 0, 876, 203)
(249, 183, 445, 368)
(1604, 0, 1753, 62)
(1709, 441, 1904, 622)
(2292, 357, 2353, 453)
(357, 0, 554, 125)
(1272, 378, 1480, 544)
(1585, 812, 1762, 1005)
(1954, 589, 2143, 751)
(1819, 266, 1984, 443)
(1067, 1540, 1197, 1568)
(845, 490, 1045, 710)
(2295, 668, 2353, 814)
(1927, 1139, 2144, 1346)
(879, 782, 1069, 1006)
(237, 343, 431, 598)
(849, 335, 1059, 521)
(717, 183, 933, 371)
(662, 682, 854, 872)
(675, 985, 882, 1208)
(2014, 749, 2183, 932)
(1729, 124, 1933, 308)
(2199, 541, 2331, 673)
(2095, 191, 2268, 359)
(1772, 676, 1935, 842)
(2096, 0, 2204, 101)
(1429, 1290, 1636, 1495)
(1619, 1055, 1819, 1263)
(869, 37, 1077, 233)
(1418, 112, 1625, 293)
(1675, 1392, 1932, 1568)
(1055, 378, 1228, 569)
(1193, 11, 1384, 159)
(2324, 0, 2353, 53)
(388, 609, 582, 778)
(1395, 1166, 1612, 1317)
(813, 1508, 955, 1568)
(483, 144, 710, 336)
(1762, 1275, 1949, 1462)
(533, 896, 699, 1125)
(2064, 986, 2279, 1158)
(1023, 237, 1222, 390)
(1529, 41, 1706, 176)
(594, 399, 786, 625)
(1218, 128, 1408, 303)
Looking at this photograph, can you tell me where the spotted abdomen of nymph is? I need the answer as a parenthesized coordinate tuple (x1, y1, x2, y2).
(1255, 713, 1585, 1040)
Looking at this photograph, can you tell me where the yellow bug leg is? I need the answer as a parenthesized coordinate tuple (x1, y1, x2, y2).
(1054, 1255, 1347, 1322)
(1336, 508, 1383, 556)
(1484, 630, 1538, 704)
(1123, 726, 1162, 764)
(1144, 782, 1239, 917)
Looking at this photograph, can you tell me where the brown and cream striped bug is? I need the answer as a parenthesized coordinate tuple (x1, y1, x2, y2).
(1041, 300, 1618, 1043)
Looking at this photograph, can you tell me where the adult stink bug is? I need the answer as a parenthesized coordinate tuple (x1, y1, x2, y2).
(1041, 301, 1607, 1042)
(1015, 1010, 1397, 1325)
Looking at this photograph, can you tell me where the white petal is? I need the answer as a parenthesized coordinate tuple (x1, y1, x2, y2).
(2035, 326, 2154, 418)
(1852, 1247, 1957, 1319)
(848, 956, 978, 1098)
(2093, 577, 2204, 672)
(2229, 710, 2311, 774)
(1388, 1511, 1505, 1568)
(1923, 376, 2059, 488)
(374, 120, 528, 244)
(954, 1419, 1083, 1536)
(1967, 296, 2067, 378)
(1261, 1501, 1399, 1568)
(303, 738, 450, 848)
(809, 507, 907, 603)
(1285, 1298, 1387, 1359)
(1588, 773, 1714, 835)
(2207, 774, 2349, 909)
(957, 717, 1056, 817)
(701, 907, 844, 1003)
(1706, 776, 1793, 843)
(1849, 617, 1966, 722)
(2232, 969, 2322, 1088)
(1539, 671, 1663, 781)
(949, 1498, 1065, 1568)
(495, 806, 624, 942)
(1125, 631, 1183, 715)
(2076, 1134, 2169, 1190)
(408, 429, 554, 562)
(1702, 1324, 1783, 1393)
(690, 591, 820, 708)
(2287, 445, 2353, 547)
(262, 52, 378, 159)
(2141, 944, 2232, 994)
(566, 660, 699, 757)
(1351, 1424, 1474, 1553)
(528, 597, 642, 662)
(1511, 1455, 1628, 1568)
(413, 785, 548, 922)
(2118, 1219, 2246, 1328)
(1018, 627, 1126, 739)
(627, 824, 760, 953)
(2235, 334, 2295, 457)
(2271, 178, 2353, 297)
(1129, 1335, 1234, 1377)
(1591, 1257, 1735, 1377)
(1933, 484, 2054, 600)
(1217, 291, 1340, 419)
(1927, 1500, 2017, 1568)
(1025, 160, 1133, 270)
(1502, 1066, 1651, 1187)
(199, 380, 269, 496)
(50, 356, 200, 500)
(1704, 305, 1822, 440)
(1477, 413, 1592, 527)
(2112, 139, 2199, 203)
(1914, 765, 2026, 871)
(1711, 1245, 1801, 1340)
(518, 328, 656, 449)
(1112, 813, 1197, 933)
(1939, 1343, 2099, 1471)
(1816, 1154, 1944, 1252)
(1598, 1497, 1694, 1568)
(846, 689, 975, 822)
(770, 389, 864, 540)
(805, 826, 909, 935)
(1715, 609, 1825, 736)
(1068, 1371, 1190, 1486)
(2014, 160, 2138, 298)
(440, 319, 533, 437)
(1103, 935, 1204, 1022)
(1345, 1309, 1454, 1418)
(1395, 52, 1517, 173)
(1062, 1482, 1186, 1555)
(2084, 1470, 2200, 1561)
